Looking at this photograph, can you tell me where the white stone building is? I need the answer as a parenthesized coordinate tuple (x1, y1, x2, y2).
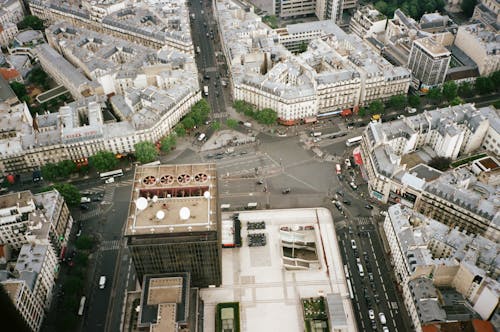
(383, 204, 499, 332)
(360, 104, 500, 241)
(215, 0, 410, 124)
(349, 5, 387, 40)
(0, 22, 17, 46)
(0, 0, 24, 26)
(0, 189, 73, 331)
(454, 24, 500, 77)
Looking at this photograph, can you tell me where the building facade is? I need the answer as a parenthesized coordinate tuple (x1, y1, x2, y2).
(0, 189, 73, 331)
(125, 164, 221, 287)
(454, 24, 500, 77)
(349, 5, 387, 40)
(383, 204, 499, 332)
(360, 104, 500, 242)
(407, 36, 451, 89)
(215, 0, 410, 124)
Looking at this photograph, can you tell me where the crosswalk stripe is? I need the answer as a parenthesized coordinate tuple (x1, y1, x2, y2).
(100, 240, 121, 251)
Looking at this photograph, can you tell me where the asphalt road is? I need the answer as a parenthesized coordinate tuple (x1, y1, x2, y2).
(190, 0, 228, 120)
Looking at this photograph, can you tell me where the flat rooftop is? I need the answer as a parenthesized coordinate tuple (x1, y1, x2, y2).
(125, 163, 218, 236)
(200, 208, 356, 332)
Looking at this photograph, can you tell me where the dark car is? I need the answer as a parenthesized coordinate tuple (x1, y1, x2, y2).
(365, 204, 374, 210)
(257, 179, 264, 185)
(343, 200, 351, 205)
(80, 204, 89, 210)
(336, 190, 344, 197)
(282, 188, 291, 194)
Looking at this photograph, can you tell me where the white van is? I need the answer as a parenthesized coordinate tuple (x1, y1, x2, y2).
(350, 239, 357, 250)
(99, 276, 106, 289)
(379, 312, 387, 325)
(105, 177, 115, 184)
(357, 263, 364, 277)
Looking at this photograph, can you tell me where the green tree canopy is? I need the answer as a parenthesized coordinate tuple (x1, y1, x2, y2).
(461, 0, 478, 17)
(490, 71, 500, 89)
(298, 41, 308, 53)
(211, 121, 221, 131)
(428, 156, 451, 171)
(442, 81, 458, 101)
(458, 82, 474, 98)
(17, 15, 44, 30)
(368, 100, 384, 115)
(160, 134, 177, 152)
(408, 95, 421, 108)
(388, 94, 407, 109)
(28, 67, 49, 89)
(255, 108, 278, 125)
(91, 150, 118, 172)
(41, 160, 76, 180)
(181, 116, 196, 130)
(233, 100, 254, 115)
(226, 118, 238, 129)
(134, 141, 158, 164)
(41, 183, 81, 206)
(357, 107, 366, 117)
(9, 82, 27, 99)
(475, 77, 495, 94)
(41, 162, 59, 181)
(75, 236, 94, 251)
(57, 160, 77, 178)
(428, 88, 443, 102)
(450, 96, 464, 106)
(174, 124, 186, 137)
(190, 100, 211, 125)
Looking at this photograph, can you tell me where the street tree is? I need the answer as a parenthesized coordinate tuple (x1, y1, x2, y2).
(211, 121, 221, 131)
(57, 160, 77, 178)
(475, 77, 495, 94)
(91, 151, 117, 172)
(64, 276, 83, 294)
(160, 135, 176, 152)
(41, 183, 81, 206)
(408, 95, 421, 108)
(368, 100, 384, 115)
(442, 81, 458, 101)
(458, 82, 474, 98)
(181, 116, 196, 130)
(490, 71, 500, 89)
(450, 96, 464, 106)
(174, 124, 186, 137)
(75, 236, 94, 251)
(428, 88, 443, 102)
(388, 94, 407, 109)
(41, 163, 59, 181)
(134, 141, 158, 163)
(226, 118, 238, 129)
(357, 108, 366, 117)
(255, 108, 278, 125)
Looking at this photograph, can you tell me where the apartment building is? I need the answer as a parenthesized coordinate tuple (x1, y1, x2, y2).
(0, 0, 24, 26)
(125, 164, 221, 287)
(28, 0, 194, 53)
(0, 189, 73, 331)
(360, 104, 500, 241)
(472, 0, 500, 27)
(0, 21, 200, 173)
(215, 0, 410, 124)
(349, 5, 387, 40)
(0, 22, 17, 46)
(454, 24, 500, 76)
(407, 36, 451, 89)
(383, 204, 499, 332)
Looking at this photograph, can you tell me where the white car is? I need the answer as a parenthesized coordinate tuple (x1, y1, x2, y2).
(379, 312, 387, 325)
(383, 327, 389, 332)
(351, 239, 357, 250)
(368, 309, 375, 320)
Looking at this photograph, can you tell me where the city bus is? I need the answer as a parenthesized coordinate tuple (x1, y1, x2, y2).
(78, 296, 86, 316)
(346, 136, 362, 147)
(99, 169, 123, 181)
(346, 279, 354, 300)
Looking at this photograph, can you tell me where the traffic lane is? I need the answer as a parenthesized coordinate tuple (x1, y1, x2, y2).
(219, 178, 262, 195)
(106, 251, 132, 332)
(83, 250, 117, 332)
(339, 232, 371, 331)
(358, 226, 403, 332)
(367, 229, 410, 331)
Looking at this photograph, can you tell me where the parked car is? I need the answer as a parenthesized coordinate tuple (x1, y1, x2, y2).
(365, 204, 374, 210)
(368, 309, 375, 320)
(282, 188, 291, 194)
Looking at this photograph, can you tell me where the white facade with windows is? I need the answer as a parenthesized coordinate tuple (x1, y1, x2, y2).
(215, 0, 410, 124)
